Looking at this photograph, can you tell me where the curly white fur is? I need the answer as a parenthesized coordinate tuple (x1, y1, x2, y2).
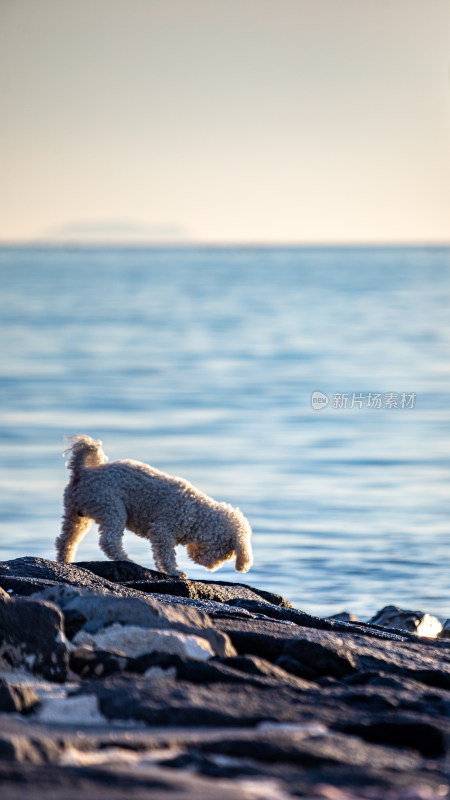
(56, 435, 253, 578)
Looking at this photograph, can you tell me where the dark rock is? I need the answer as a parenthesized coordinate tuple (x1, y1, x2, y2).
(213, 601, 413, 641)
(410, 669, 450, 691)
(70, 646, 128, 679)
(77, 670, 450, 760)
(126, 651, 311, 690)
(63, 607, 88, 639)
(162, 749, 264, 780)
(212, 616, 303, 660)
(1, 555, 450, 797)
(212, 614, 414, 674)
(220, 596, 310, 622)
(0, 679, 39, 714)
(329, 611, 359, 622)
(83, 675, 310, 726)
(338, 673, 450, 717)
(369, 605, 443, 637)
(219, 653, 311, 685)
(335, 684, 450, 717)
(0, 595, 68, 682)
(0, 695, 448, 797)
(0, 577, 64, 596)
(438, 618, 450, 638)
(36, 585, 236, 657)
(194, 727, 421, 772)
(112, 579, 293, 612)
(276, 626, 450, 686)
(0, 558, 154, 600)
(0, 736, 46, 764)
(0, 558, 199, 609)
(36, 584, 206, 632)
(77, 560, 292, 608)
(75, 560, 166, 583)
(277, 638, 356, 680)
(0, 759, 263, 799)
(339, 719, 446, 758)
(344, 670, 393, 686)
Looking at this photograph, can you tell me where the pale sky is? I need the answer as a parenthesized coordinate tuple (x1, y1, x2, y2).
(1, 0, 449, 244)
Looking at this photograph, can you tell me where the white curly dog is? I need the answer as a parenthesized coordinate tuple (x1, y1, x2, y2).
(56, 435, 253, 578)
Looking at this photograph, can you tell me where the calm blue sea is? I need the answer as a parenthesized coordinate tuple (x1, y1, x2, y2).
(0, 246, 449, 620)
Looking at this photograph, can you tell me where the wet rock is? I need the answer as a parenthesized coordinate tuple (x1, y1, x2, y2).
(369, 605, 443, 638)
(0, 595, 68, 682)
(0, 679, 39, 714)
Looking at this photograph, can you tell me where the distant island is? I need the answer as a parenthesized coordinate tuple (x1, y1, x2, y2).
(38, 219, 192, 245)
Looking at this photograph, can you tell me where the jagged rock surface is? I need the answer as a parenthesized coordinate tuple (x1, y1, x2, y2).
(0, 556, 449, 799)
(0, 594, 68, 682)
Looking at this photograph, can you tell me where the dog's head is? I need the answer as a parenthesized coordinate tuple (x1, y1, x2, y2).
(186, 541, 235, 572)
(187, 504, 253, 574)
(232, 508, 253, 573)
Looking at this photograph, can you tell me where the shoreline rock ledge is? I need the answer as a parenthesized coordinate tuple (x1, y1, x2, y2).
(0, 557, 449, 800)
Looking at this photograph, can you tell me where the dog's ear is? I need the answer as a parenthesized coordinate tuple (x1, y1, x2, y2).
(234, 534, 253, 573)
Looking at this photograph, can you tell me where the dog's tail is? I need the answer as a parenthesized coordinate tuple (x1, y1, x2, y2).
(63, 434, 107, 472)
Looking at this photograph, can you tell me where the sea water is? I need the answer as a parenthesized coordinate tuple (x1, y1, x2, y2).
(0, 245, 449, 619)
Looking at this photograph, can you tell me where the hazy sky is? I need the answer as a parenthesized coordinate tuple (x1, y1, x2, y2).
(1, 0, 449, 244)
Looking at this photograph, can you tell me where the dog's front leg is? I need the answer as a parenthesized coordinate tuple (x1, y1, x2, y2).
(149, 525, 187, 579)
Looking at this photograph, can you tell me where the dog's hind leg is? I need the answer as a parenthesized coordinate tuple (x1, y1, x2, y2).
(55, 509, 93, 562)
(98, 503, 131, 561)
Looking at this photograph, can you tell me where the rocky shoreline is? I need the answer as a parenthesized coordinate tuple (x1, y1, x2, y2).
(0, 557, 449, 799)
